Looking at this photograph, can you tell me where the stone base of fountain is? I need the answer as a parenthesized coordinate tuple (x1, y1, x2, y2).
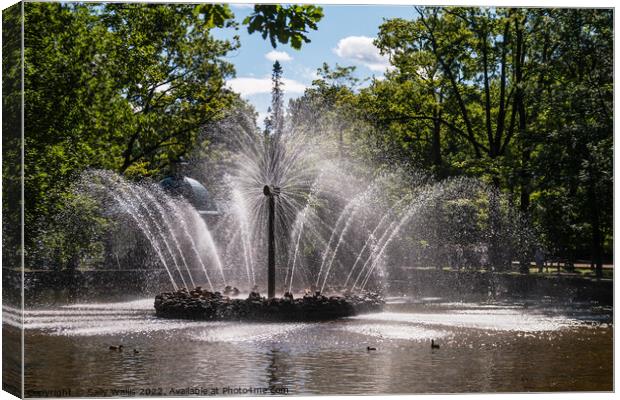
(154, 287, 384, 322)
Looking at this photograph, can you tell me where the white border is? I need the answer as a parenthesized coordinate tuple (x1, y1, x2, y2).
(0, 1, 615, 400)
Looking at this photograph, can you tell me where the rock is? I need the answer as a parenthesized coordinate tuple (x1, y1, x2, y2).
(154, 288, 384, 322)
(248, 291, 261, 301)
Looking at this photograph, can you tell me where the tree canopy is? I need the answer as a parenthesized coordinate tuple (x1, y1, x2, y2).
(3, 2, 324, 266)
(2, 4, 611, 276)
(290, 7, 613, 276)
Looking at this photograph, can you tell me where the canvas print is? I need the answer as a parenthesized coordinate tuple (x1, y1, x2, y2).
(2, 1, 613, 397)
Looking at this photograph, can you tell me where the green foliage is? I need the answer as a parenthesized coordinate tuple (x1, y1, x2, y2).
(22, 3, 239, 261)
(373, 8, 613, 268)
(527, 9, 613, 270)
(194, 3, 236, 29)
(101, 3, 240, 174)
(36, 192, 114, 270)
(288, 63, 372, 167)
(17, 2, 325, 269)
(8, 4, 612, 274)
(293, 8, 612, 271)
(2, 3, 23, 268)
(373, 8, 526, 171)
(244, 4, 324, 49)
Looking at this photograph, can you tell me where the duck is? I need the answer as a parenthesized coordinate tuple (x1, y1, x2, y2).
(431, 339, 440, 349)
(133, 349, 140, 354)
(366, 346, 377, 351)
(109, 345, 124, 351)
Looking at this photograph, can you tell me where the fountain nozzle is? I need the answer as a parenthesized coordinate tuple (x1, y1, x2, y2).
(263, 185, 280, 196)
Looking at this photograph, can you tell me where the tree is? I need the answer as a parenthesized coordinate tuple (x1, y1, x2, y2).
(356, 7, 612, 272)
(357, 73, 447, 176)
(2, 3, 23, 270)
(530, 9, 612, 277)
(265, 61, 284, 138)
(22, 3, 239, 263)
(374, 8, 531, 184)
(100, 3, 240, 175)
(289, 63, 365, 161)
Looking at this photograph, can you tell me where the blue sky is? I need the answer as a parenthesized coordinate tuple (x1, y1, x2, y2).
(212, 4, 418, 124)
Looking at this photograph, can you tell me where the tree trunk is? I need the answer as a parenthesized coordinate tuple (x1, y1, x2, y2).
(588, 178, 603, 278)
(519, 147, 531, 213)
(515, 14, 531, 216)
(487, 186, 502, 272)
(431, 106, 443, 176)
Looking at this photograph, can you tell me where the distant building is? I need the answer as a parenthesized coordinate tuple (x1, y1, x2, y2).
(159, 175, 220, 217)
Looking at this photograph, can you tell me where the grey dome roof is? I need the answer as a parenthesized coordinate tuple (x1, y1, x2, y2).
(160, 175, 219, 214)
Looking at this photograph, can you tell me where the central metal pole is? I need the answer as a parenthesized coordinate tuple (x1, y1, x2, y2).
(264, 185, 277, 299)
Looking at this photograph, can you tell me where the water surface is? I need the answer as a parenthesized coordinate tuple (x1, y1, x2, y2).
(4, 297, 613, 395)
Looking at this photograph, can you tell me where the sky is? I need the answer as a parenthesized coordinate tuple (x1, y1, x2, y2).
(212, 4, 418, 125)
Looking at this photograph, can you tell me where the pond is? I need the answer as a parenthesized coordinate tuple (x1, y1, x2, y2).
(4, 297, 612, 396)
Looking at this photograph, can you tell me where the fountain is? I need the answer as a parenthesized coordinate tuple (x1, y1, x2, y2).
(72, 105, 538, 321)
(152, 156, 386, 320)
(153, 179, 384, 321)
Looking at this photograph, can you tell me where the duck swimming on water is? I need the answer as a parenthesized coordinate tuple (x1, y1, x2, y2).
(431, 340, 440, 349)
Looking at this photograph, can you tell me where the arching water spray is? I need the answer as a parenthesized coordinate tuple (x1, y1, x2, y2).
(120, 184, 190, 289)
(105, 188, 179, 291)
(142, 190, 195, 288)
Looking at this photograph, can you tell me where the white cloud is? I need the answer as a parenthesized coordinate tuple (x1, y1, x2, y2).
(300, 66, 320, 81)
(265, 50, 293, 62)
(333, 36, 393, 72)
(227, 77, 306, 97)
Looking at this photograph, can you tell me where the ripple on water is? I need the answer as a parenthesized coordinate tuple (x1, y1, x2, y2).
(337, 323, 449, 341)
(350, 310, 583, 332)
(47, 319, 230, 337)
(61, 299, 155, 310)
(5, 299, 600, 339)
(190, 323, 309, 343)
(5, 301, 227, 336)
